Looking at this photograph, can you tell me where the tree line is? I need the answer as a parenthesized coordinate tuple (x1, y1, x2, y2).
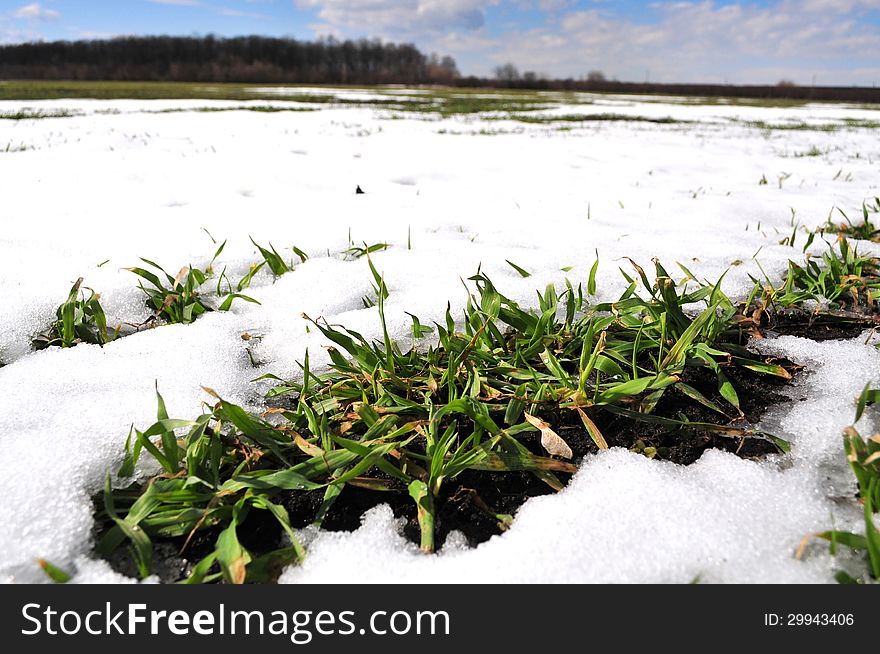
(483, 62, 880, 103)
(0, 35, 460, 85)
(1, 36, 877, 102)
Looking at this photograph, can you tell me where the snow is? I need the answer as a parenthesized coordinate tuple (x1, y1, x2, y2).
(1, 92, 878, 583)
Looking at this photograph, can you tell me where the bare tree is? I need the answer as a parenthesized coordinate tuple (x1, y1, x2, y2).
(493, 62, 521, 82)
(426, 52, 460, 83)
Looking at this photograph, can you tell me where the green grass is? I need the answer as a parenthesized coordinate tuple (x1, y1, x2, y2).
(794, 145, 825, 157)
(3, 141, 31, 153)
(0, 81, 847, 109)
(428, 96, 550, 117)
(687, 96, 812, 109)
(0, 108, 79, 120)
(819, 199, 880, 243)
(23, 221, 878, 583)
(20, 225, 873, 582)
(127, 241, 261, 325)
(38, 559, 72, 584)
(0, 80, 267, 101)
(250, 237, 308, 276)
(3, 81, 876, 126)
(744, 119, 880, 131)
(503, 112, 687, 125)
(742, 234, 880, 325)
(97, 252, 795, 581)
(30, 239, 301, 353)
(809, 385, 880, 583)
(32, 278, 118, 350)
(149, 106, 319, 114)
(0, 81, 564, 118)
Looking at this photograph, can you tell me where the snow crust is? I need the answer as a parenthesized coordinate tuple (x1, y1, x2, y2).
(1, 93, 878, 583)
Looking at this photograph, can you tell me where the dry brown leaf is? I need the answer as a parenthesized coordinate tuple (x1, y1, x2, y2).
(524, 412, 573, 459)
(201, 386, 220, 399)
(576, 407, 609, 450)
(172, 266, 190, 289)
(294, 434, 325, 457)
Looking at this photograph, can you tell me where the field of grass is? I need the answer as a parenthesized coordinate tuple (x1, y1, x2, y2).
(4, 81, 879, 135)
(0, 81, 556, 115)
(20, 229, 879, 584)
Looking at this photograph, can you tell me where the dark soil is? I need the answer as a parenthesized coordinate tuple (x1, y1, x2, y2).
(98, 351, 801, 583)
(756, 306, 877, 341)
(271, 357, 801, 551)
(589, 363, 796, 463)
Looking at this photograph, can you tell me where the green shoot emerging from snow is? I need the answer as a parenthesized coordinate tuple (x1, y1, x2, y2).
(820, 199, 880, 243)
(806, 385, 880, 583)
(99, 257, 792, 581)
(127, 242, 260, 325)
(33, 278, 118, 350)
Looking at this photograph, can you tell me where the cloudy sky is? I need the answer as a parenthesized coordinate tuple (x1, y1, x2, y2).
(1, 1, 878, 85)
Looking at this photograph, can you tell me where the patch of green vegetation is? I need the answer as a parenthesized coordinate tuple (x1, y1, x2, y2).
(432, 96, 550, 117)
(745, 119, 880, 132)
(3, 141, 31, 153)
(748, 235, 879, 318)
(0, 82, 571, 117)
(746, 120, 838, 131)
(127, 241, 260, 325)
(701, 96, 812, 109)
(150, 106, 319, 114)
(0, 108, 79, 120)
(504, 112, 686, 125)
(0, 81, 262, 101)
(342, 241, 389, 261)
(38, 559, 72, 584)
(250, 237, 308, 277)
(794, 145, 825, 157)
(819, 200, 880, 243)
(98, 253, 795, 581)
(843, 118, 880, 129)
(732, 231, 880, 345)
(806, 386, 880, 583)
(32, 278, 118, 350)
(435, 127, 523, 136)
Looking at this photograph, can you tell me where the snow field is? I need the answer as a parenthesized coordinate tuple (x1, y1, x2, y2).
(1, 92, 878, 582)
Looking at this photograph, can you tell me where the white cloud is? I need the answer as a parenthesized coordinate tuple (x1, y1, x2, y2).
(13, 3, 59, 20)
(146, 0, 203, 6)
(475, 1, 880, 84)
(514, 0, 576, 10)
(296, 0, 500, 34)
(218, 7, 268, 18)
(290, 1, 880, 84)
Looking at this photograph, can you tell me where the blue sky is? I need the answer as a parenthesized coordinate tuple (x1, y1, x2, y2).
(1, 1, 879, 85)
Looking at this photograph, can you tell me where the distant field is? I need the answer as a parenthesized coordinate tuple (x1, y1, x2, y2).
(0, 79, 841, 110)
(2, 81, 878, 131)
(0, 80, 547, 101)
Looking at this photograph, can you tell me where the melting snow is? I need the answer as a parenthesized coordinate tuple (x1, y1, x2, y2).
(1, 94, 878, 583)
